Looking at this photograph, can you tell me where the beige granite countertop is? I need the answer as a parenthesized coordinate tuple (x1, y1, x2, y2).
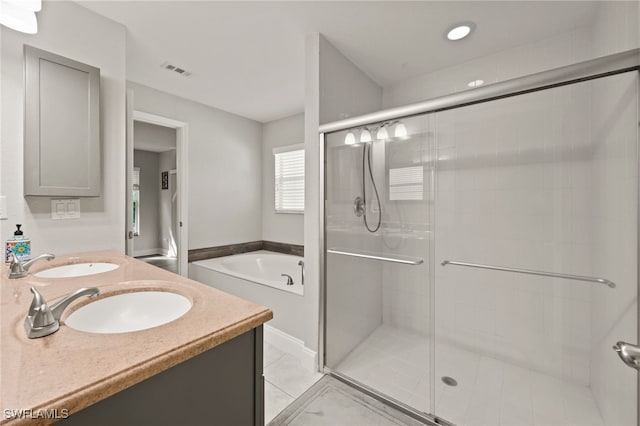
(0, 251, 273, 425)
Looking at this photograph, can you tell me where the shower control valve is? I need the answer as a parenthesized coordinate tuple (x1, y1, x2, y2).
(353, 196, 365, 217)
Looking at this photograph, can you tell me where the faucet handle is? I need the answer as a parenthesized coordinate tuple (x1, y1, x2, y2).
(27, 287, 55, 329)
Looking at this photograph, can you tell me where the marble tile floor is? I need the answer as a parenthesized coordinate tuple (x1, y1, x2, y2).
(135, 254, 178, 274)
(264, 340, 324, 424)
(336, 325, 605, 426)
(269, 376, 424, 426)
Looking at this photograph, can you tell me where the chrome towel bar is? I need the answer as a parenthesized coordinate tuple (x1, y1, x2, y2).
(328, 248, 424, 265)
(441, 260, 616, 289)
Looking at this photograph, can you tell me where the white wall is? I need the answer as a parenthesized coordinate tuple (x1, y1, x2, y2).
(262, 113, 305, 245)
(133, 149, 161, 255)
(319, 36, 383, 125)
(306, 33, 383, 358)
(128, 81, 263, 250)
(0, 1, 126, 255)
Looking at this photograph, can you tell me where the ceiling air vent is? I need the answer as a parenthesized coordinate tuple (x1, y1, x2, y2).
(160, 62, 191, 77)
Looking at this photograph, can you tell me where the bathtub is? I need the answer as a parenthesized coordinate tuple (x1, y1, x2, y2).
(191, 250, 303, 296)
(189, 250, 308, 345)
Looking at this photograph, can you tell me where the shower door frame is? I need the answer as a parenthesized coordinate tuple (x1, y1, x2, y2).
(319, 48, 640, 426)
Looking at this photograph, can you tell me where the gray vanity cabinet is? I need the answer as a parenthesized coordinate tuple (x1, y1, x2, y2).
(64, 327, 265, 426)
(24, 45, 101, 197)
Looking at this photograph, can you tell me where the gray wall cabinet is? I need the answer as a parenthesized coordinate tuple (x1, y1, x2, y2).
(24, 45, 101, 197)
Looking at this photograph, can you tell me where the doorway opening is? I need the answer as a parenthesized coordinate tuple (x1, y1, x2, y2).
(126, 102, 189, 276)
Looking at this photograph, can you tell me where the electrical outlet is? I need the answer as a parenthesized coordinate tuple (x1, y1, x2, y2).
(0, 196, 7, 220)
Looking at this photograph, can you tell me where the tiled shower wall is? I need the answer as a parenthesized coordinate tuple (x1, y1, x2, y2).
(589, 72, 638, 426)
(434, 82, 595, 385)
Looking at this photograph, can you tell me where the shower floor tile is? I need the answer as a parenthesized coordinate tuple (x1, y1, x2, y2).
(335, 325, 605, 426)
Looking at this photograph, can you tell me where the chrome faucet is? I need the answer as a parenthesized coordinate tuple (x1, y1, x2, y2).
(298, 260, 305, 285)
(24, 286, 99, 338)
(281, 274, 294, 286)
(8, 252, 55, 279)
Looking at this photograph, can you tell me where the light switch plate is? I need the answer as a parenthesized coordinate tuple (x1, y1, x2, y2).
(51, 199, 80, 220)
(0, 196, 7, 220)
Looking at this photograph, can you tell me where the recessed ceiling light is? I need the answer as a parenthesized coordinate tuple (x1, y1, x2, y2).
(446, 22, 475, 41)
(467, 79, 484, 88)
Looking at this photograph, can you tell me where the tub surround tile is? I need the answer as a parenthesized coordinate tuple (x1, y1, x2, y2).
(188, 241, 304, 262)
(262, 241, 304, 257)
(188, 240, 264, 262)
(0, 251, 272, 426)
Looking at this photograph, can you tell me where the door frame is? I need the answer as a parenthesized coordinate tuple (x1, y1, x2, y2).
(126, 109, 189, 276)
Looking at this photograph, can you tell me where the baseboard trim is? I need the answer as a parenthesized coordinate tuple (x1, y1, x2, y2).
(264, 324, 317, 373)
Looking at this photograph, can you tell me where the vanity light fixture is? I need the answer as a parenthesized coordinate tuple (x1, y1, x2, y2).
(376, 125, 389, 141)
(360, 128, 372, 143)
(344, 130, 356, 145)
(446, 22, 475, 41)
(467, 79, 484, 88)
(0, 0, 40, 34)
(394, 122, 408, 139)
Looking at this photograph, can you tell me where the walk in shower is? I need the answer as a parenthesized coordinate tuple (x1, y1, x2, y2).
(321, 50, 639, 426)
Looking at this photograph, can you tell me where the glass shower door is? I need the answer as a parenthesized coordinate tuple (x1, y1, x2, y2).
(433, 72, 638, 426)
(324, 114, 435, 415)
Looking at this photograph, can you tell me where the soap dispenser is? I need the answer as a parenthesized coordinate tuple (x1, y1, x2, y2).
(5, 224, 31, 263)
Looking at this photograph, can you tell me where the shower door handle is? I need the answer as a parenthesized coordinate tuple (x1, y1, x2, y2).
(613, 341, 640, 371)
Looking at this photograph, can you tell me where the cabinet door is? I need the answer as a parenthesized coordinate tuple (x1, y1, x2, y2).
(24, 45, 100, 197)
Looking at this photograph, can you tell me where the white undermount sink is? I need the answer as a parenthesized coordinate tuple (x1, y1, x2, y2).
(34, 262, 119, 278)
(65, 291, 192, 334)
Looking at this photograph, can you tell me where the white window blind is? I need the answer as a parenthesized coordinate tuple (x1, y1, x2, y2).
(274, 144, 305, 213)
(389, 166, 423, 201)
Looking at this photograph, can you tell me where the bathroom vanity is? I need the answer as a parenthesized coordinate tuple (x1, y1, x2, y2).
(0, 252, 272, 425)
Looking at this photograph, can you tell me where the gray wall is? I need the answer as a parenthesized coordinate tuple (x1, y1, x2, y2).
(133, 149, 160, 255)
(0, 2, 126, 254)
(262, 113, 305, 245)
(302, 33, 383, 353)
(128, 81, 263, 251)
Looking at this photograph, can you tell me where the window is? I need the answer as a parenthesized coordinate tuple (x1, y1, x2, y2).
(132, 167, 140, 235)
(274, 144, 305, 213)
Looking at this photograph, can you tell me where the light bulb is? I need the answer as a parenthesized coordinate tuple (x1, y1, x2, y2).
(360, 128, 372, 143)
(344, 131, 356, 145)
(394, 122, 408, 139)
(0, 1, 37, 34)
(376, 126, 389, 141)
(447, 25, 471, 41)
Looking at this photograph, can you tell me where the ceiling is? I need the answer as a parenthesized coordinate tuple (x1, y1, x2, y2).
(78, 1, 598, 123)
